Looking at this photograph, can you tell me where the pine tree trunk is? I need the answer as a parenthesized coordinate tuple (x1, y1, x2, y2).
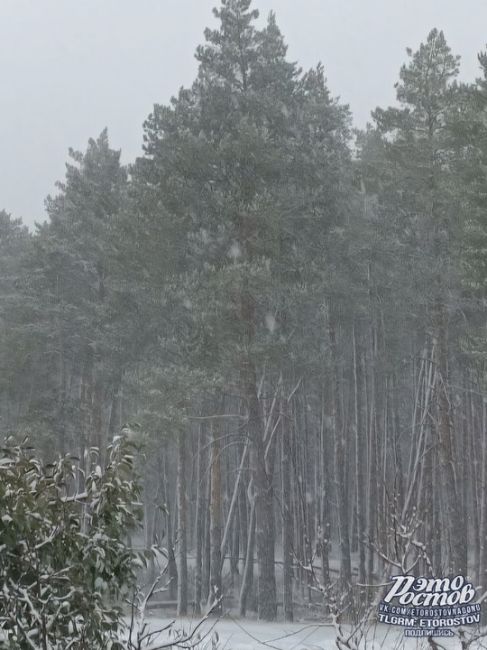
(353, 325, 366, 587)
(434, 299, 466, 574)
(367, 363, 377, 583)
(467, 392, 480, 586)
(248, 396, 277, 620)
(479, 398, 487, 592)
(239, 497, 256, 617)
(220, 441, 249, 569)
(239, 475, 248, 573)
(240, 287, 277, 620)
(209, 422, 222, 613)
(281, 397, 293, 621)
(328, 315, 352, 593)
(177, 431, 188, 615)
(202, 463, 211, 604)
(194, 425, 204, 615)
(238, 195, 277, 619)
(162, 453, 178, 601)
(320, 400, 331, 589)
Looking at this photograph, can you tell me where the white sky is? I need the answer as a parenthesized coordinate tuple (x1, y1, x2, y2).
(1, 0, 486, 227)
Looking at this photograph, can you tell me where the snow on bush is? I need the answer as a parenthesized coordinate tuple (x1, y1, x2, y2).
(0, 435, 149, 649)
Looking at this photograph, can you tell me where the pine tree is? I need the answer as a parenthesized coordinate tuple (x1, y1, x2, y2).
(370, 30, 466, 574)
(0, 212, 33, 433)
(26, 131, 130, 459)
(133, 0, 352, 618)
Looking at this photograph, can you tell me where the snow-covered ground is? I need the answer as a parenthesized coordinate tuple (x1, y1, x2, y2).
(136, 615, 487, 649)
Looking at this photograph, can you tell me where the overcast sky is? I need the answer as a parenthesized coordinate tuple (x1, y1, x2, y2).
(1, 0, 486, 228)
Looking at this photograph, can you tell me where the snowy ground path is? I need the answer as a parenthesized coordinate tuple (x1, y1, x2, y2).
(135, 614, 486, 649)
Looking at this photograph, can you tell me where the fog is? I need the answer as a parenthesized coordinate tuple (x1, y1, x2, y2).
(2, 2, 487, 642)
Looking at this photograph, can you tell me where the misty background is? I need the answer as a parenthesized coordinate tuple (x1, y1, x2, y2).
(1, 0, 487, 229)
(3, 0, 487, 640)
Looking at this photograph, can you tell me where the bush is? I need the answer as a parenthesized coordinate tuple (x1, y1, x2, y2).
(0, 435, 147, 649)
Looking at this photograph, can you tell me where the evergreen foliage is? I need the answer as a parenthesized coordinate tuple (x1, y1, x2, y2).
(2, 0, 487, 628)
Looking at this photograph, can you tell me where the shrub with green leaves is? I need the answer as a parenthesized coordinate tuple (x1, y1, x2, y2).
(0, 435, 148, 649)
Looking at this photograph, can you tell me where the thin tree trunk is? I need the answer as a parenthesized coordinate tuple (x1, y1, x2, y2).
(209, 422, 222, 613)
(239, 496, 256, 617)
(194, 425, 204, 615)
(177, 431, 188, 615)
(320, 387, 331, 589)
(202, 457, 211, 604)
(328, 314, 352, 592)
(479, 397, 487, 592)
(220, 441, 249, 568)
(281, 396, 293, 621)
(353, 325, 366, 587)
(162, 453, 178, 601)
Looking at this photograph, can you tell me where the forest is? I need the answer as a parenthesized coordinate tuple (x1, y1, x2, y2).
(2, 0, 487, 632)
